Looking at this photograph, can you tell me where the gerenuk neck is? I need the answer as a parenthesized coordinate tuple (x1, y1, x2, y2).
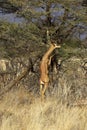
(42, 45, 55, 60)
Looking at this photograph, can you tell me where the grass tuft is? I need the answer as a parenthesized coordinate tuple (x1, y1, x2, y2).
(0, 87, 87, 130)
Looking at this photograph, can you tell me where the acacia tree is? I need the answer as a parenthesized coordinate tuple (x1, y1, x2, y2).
(15, 0, 87, 45)
(13, 0, 86, 41)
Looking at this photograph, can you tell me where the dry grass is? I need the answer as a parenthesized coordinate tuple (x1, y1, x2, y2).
(0, 86, 87, 130)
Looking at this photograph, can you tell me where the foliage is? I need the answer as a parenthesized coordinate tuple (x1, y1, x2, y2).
(0, 0, 87, 58)
(8, 0, 26, 7)
(14, 0, 87, 45)
(0, 20, 42, 57)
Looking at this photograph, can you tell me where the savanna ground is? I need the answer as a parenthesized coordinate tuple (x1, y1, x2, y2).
(0, 83, 87, 130)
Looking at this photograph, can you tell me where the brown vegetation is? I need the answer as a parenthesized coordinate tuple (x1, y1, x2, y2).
(0, 86, 87, 130)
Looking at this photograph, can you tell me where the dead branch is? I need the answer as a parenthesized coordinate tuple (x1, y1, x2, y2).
(0, 67, 29, 97)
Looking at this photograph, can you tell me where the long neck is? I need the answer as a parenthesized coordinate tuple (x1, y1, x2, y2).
(43, 45, 55, 59)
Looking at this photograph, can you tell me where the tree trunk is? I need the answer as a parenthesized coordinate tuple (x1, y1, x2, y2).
(46, 2, 52, 26)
